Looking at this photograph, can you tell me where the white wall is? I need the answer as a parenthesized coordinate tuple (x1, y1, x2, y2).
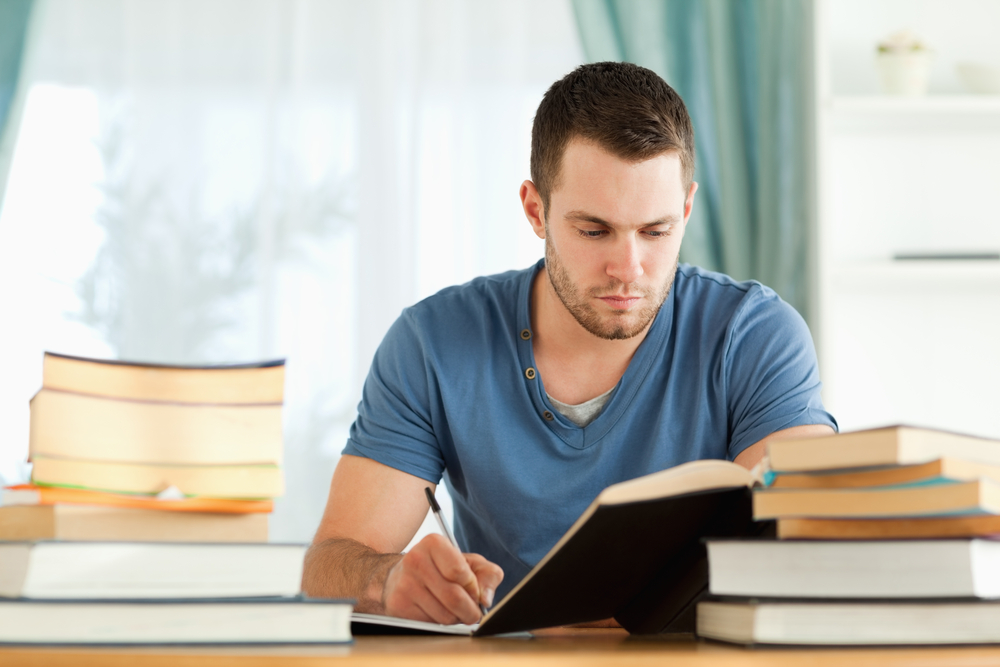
(817, 0, 1000, 438)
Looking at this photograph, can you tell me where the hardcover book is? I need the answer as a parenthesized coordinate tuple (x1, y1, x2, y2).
(698, 600, 1000, 646)
(754, 478, 1000, 519)
(707, 539, 1000, 599)
(767, 425, 1000, 472)
(0, 541, 305, 599)
(0, 598, 352, 645)
(775, 515, 1000, 540)
(0, 504, 268, 542)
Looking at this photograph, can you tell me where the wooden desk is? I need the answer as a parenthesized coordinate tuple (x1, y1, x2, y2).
(5, 629, 1000, 667)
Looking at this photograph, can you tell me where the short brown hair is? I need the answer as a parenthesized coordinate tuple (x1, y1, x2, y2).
(530, 62, 695, 214)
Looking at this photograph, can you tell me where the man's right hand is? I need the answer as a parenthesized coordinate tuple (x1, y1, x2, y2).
(383, 534, 504, 625)
(302, 456, 504, 623)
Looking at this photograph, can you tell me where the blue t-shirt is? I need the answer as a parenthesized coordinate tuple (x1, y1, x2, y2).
(344, 260, 836, 598)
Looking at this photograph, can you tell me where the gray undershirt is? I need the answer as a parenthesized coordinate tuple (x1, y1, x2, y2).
(546, 386, 616, 428)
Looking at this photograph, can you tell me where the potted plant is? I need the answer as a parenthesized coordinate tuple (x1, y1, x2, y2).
(876, 30, 932, 96)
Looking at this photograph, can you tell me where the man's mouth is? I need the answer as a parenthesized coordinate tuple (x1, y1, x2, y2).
(597, 295, 641, 310)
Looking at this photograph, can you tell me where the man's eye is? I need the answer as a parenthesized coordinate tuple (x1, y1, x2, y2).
(644, 229, 671, 238)
(578, 229, 605, 238)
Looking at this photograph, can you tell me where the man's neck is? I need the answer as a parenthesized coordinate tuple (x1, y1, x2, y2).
(529, 268, 650, 406)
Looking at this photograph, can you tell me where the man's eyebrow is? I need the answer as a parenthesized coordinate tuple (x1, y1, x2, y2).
(563, 210, 682, 227)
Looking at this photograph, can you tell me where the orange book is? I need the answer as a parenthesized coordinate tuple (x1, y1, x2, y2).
(3, 484, 272, 514)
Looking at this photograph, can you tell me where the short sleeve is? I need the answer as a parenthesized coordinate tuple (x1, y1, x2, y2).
(342, 311, 446, 483)
(723, 287, 837, 459)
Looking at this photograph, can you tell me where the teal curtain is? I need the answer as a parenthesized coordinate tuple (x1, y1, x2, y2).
(572, 0, 813, 321)
(0, 0, 34, 209)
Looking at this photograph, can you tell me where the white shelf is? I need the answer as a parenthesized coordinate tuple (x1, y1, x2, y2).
(815, 0, 1000, 443)
(825, 95, 1000, 132)
(828, 95, 1000, 114)
(830, 260, 1000, 289)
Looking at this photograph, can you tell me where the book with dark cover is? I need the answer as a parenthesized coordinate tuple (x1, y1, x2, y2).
(471, 460, 765, 636)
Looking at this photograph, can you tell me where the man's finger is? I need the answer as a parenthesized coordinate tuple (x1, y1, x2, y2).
(466, 553, 504, 608)
(412, 540, 482, 623)
(408, 584, 461, 625)
(426, 536, 481, 602)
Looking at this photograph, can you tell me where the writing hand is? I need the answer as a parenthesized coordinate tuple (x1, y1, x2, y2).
(382, 533, 503, 625)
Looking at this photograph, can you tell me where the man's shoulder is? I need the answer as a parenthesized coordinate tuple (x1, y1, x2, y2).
(673, 263, 777, 310)
(670, 263, 804, 345)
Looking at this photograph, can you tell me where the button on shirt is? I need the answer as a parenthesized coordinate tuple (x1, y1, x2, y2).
(343, 259, 836, 600)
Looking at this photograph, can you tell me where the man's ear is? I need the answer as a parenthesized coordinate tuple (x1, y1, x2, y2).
(520, 180, 546, 240)
(683, 181, 699, 225)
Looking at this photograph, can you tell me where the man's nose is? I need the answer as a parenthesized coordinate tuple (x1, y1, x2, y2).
(606, 236, 644, 285)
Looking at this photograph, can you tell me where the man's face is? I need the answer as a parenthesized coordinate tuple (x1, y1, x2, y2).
(540, 139, 696, 340)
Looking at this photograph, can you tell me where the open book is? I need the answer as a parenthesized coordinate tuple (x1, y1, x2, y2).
(353, 459, 762, 636)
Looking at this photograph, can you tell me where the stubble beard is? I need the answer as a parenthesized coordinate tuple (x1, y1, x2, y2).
(544, 237, 677, 341)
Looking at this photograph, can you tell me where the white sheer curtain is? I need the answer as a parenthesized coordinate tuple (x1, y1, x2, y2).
(0, 0, 583, 541)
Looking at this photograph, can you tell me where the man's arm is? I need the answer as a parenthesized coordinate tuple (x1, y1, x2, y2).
(733, 423, 835, 471)
(302, 454, 503, 625)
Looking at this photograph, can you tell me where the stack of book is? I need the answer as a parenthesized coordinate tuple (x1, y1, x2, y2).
(4, 352, 285, 542)
(698, 425, 1000, 646)
(0, 352, 352, 645)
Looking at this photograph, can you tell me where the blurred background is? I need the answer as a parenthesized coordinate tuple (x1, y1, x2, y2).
(1, 0, 998, 543)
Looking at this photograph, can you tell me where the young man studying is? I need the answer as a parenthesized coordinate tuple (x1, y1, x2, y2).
(301, 62, 836, 626)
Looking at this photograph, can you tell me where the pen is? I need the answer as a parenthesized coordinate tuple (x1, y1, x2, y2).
(425, 486, 488, 617)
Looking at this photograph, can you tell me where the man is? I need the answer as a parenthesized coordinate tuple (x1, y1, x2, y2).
(302, 62, 836, 626)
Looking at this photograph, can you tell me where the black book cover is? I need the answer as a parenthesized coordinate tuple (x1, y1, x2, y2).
(475, 486, 762, 636)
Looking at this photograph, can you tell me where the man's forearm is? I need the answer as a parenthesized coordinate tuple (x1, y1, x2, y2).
(301, 537, 402, 614)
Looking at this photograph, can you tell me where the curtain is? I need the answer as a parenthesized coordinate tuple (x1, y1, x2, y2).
(0, 0, 34, 208)
(571, 0, 814, 321)
(0, 0, 583, 541)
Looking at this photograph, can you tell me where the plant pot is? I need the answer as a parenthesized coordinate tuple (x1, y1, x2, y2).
(876, 51, 932, 96)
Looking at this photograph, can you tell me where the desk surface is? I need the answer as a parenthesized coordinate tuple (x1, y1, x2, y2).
(5, 629, 1000, 667)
